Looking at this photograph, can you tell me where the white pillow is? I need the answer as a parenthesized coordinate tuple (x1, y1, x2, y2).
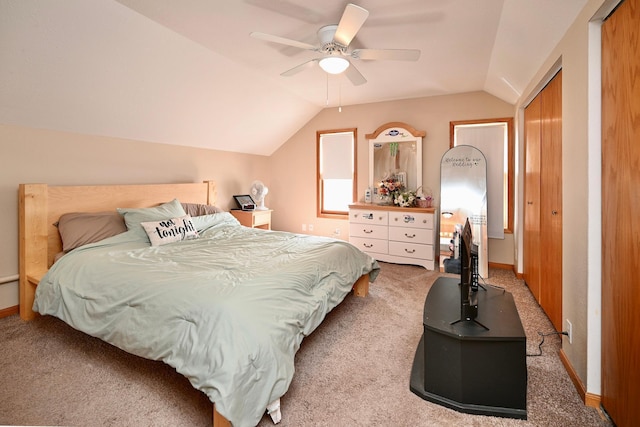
(140, 214, 199, 246)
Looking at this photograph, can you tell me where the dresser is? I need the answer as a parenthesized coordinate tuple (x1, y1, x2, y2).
(348, 203, 437, 270)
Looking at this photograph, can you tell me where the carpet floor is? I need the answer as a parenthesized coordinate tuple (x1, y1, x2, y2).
(0, 262, 611, 426)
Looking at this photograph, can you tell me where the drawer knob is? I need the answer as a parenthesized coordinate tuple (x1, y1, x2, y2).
(364, 243, 373, 248)
(405, 233, 416, 238)
(363, 229, 373, 234)
(404, 248, 416, 254)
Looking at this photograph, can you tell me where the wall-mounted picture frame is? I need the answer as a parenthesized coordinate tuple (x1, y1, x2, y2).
(233, 194, 256, 211)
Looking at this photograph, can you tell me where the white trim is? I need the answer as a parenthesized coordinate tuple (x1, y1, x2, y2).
(584, 0, 622, 399)
(0, 274, 19, 285)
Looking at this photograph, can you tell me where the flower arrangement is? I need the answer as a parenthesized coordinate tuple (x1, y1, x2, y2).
(379, 178, 404, 198)
(394, 190, 417, 207)
(378, 178, 420, 207)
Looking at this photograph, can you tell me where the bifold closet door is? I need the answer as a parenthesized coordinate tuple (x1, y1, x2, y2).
(523, 70, 563, 332)
(601, 0, 640, 424)
(539, 71, 563, 332)
(523, 96, 541, 302)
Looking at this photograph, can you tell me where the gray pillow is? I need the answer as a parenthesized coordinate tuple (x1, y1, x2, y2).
(56, 211, 127, 252)
(181, 202, 222, 217)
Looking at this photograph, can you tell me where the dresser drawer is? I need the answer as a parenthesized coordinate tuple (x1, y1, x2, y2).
(349, 236, 389, 255)
(350, 209, 389, 225)
(389, 241, 434, 261)
(349, 223, 388, 240)
(388, 226, 433, 244)
(389, 211, 434, 229)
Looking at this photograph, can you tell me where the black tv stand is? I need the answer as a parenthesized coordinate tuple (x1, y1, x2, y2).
(410, 277, 527, 419)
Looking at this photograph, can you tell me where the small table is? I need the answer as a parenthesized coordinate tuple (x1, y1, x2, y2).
(410, 277, 527, 419)
(230, 209, 272, 230)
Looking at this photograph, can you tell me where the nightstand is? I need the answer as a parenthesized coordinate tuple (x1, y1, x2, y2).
(230, 209, 272, 230)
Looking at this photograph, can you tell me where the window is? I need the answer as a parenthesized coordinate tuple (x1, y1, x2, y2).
(450, 118, 514, 236)
(317, 129, 357, 218)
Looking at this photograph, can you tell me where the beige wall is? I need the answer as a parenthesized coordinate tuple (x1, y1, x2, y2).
(268, 91, 515, 265)
(514, 0, 611, 395)
(0, 124, 270, 309)
(0, 0, 610, 404)
(1, 0, 607, 394)
(0, 94, 515, 312)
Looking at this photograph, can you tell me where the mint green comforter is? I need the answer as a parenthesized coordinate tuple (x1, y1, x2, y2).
(34, 213, 379, 427)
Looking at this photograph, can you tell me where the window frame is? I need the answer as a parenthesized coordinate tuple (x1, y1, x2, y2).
(316, 128, 358, 219)
(449, 117, 514, 233)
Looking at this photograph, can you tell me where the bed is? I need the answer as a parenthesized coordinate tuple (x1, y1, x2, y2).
(18, 181, 378, 427)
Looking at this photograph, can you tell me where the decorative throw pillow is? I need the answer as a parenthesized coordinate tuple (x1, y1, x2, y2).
(141, 215, 199, 246)
(56, 211, 127, 252)
(117, 199, 187, 237)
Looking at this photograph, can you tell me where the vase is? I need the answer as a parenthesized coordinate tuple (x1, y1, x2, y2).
(376, 194, 393, 205)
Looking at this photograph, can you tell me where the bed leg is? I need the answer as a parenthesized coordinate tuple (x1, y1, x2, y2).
(19, 184, 49, 321)
(352, 274, 369, 297)
(213, 404, 231, 427)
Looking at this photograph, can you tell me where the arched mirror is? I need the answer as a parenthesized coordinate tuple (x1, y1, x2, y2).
(366, 122, 424, 204)
(440, 145, 489, 277)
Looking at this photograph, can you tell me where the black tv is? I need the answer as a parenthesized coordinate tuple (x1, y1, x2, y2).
(452, 218, 487, 329)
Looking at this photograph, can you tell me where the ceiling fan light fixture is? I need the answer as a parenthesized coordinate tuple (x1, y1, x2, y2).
(319, 56, 350, 74)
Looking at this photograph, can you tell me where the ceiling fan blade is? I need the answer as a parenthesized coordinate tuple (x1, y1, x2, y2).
(344, 62, 367, 86)
(250, 32, 317, 51)
(352, 48, 421, 61)
(281, 59, 319, 76)
(333, 3, 369, 47)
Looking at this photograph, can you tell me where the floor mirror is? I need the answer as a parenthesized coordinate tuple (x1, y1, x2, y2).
(440, 145, 488, 278)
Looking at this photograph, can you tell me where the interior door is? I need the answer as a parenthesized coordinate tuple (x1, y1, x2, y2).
(601, 0, 640, 424)
(523, 96, 541, 301)
(539, 70, 563, 331)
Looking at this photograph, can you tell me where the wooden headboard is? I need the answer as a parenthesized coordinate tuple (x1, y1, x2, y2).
(18, 180, 217, 320)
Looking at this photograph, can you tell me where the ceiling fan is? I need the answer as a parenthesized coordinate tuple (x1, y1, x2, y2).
(250, 3, 421, 86)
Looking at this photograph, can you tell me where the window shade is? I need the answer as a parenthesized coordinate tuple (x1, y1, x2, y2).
(454, 124, 506, 239)
(321, 133, 353, 180)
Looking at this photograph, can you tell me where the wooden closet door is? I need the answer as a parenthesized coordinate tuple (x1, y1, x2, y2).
(523, 96, 541, 301)
(523, 71, 563, 331)
(601, 0, 640, 424)
(539, 71, 563, 331)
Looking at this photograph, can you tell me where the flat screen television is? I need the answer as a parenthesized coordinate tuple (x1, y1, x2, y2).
(452, 218, 487, 329)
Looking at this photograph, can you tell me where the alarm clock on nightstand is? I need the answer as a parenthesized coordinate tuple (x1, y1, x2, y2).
(233, 195, 256, 211)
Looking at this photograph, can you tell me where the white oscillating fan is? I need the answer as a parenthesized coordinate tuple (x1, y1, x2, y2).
(250, 180, 269, 210)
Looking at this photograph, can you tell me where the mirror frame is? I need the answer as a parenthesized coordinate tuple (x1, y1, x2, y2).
(365, 122, 425, 193)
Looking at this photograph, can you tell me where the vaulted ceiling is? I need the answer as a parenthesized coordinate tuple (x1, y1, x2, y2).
(1, 0, 587, 155)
